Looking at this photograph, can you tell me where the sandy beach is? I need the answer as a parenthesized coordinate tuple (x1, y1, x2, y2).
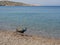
(0, 30, 60, 45)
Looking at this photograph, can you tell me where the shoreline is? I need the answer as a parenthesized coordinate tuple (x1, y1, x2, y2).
(0, 30, 60, 45)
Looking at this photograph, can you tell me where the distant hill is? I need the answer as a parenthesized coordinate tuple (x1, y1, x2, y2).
(0, 1, 34, 6)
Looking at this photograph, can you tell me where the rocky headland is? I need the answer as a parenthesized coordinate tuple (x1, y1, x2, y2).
(0, 1, 35, 6)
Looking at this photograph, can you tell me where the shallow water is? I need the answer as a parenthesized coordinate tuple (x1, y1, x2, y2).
(0, 6, 60, 38)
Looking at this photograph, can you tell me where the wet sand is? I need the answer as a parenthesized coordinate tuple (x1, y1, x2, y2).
(0, 30, 60, 45)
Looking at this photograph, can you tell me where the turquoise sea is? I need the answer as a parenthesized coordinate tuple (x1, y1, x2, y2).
(0, 6, 60, 38)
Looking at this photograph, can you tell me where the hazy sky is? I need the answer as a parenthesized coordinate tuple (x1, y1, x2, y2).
(10, 0, 60, 6)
